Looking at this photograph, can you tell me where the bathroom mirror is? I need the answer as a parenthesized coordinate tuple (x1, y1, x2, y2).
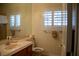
(0, 14, 21, 40)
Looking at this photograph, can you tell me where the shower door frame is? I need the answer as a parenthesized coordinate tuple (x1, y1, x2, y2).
(66, 3, 79, 56)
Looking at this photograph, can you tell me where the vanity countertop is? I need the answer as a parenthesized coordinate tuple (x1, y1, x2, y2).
(0, 37, 33, 56)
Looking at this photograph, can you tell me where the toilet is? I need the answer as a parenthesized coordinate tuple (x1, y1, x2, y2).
(27, 34, 44, 56)
(32, 47, 44, 56)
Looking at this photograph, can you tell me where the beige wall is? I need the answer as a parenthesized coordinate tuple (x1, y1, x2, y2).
(32, 3, 63, 55)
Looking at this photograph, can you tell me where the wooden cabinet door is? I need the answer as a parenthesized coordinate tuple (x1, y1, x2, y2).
(26, 45, 32, 56)
(12, 45, 32, 56)
(12, 48, 27, 56)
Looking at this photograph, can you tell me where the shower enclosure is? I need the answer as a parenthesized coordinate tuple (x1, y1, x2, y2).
(67, 3, 79, 56)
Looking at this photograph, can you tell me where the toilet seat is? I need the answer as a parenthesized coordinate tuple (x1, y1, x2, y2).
(32, 47, 44, 52)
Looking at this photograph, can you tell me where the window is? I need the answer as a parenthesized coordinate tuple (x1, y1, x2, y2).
(62, 11, 67, 26)
(43, 10, 67, 27)
(54, 11, 67, 26)
(54, 11, 62, 26)
(43, 10, 52, 26)
(10, 15, 20, 30)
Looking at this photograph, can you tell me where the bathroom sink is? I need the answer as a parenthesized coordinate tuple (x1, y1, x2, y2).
(11, 40, 18, 43)
(3, 39, 19, 50)
(4, 43, 18, 50)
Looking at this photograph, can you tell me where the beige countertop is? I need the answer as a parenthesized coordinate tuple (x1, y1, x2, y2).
(0, 37, 33, 56)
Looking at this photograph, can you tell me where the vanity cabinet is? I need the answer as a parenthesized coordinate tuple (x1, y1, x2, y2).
(12, 45, 32, 56)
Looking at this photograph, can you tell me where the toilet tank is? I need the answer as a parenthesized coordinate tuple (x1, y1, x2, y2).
(26, 34, 37, 47)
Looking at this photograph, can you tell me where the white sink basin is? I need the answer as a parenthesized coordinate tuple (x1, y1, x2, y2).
(4, 43, 18, 50)
(11, 40, 18, 43)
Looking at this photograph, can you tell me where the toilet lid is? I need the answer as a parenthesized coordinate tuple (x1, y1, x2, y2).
(32, 47, 44, 52)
